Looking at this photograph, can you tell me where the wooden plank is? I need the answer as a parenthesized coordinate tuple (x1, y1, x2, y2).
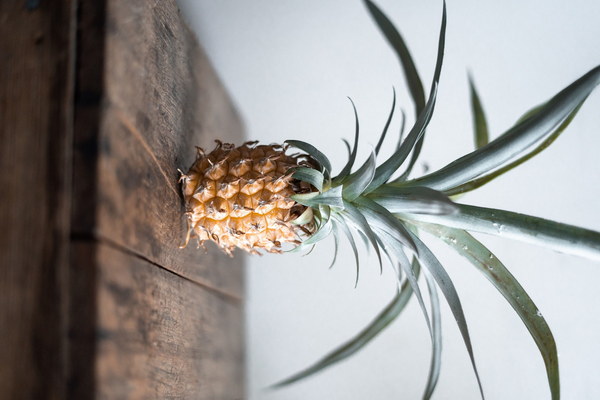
(70, 242, 244, 400)
(0, 1, 75, 399)
(71, 0, 245, 297)
(68, 0, 246, 397)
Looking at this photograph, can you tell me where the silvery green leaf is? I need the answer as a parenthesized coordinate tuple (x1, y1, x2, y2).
(420, 224, 559, 400)
(271, 265, 418, 388)
(395, 1, 447, 182)
(407, 230, 485, 399)
(343, 150, 377, 201)
(377, 230, 433, 358)
(298, 218, 332, 247)
(291, 167, 324, 192)
(341, 200, 383, 274)
(333, 214, 361, 286)
(292, 207, 314, 226)
(375, 88, 397, 155)
(368, 185, 458, 215)
(444, 101, 584, 196)
(335, 98, 360, 181)
(285, 139, 332, 178)
(318, 204, 331, 223)
(329, 222, 340, 269)
(368, 0, 447, 189)
(403, 204, 600, 261)
(364, 0, 425, 115)
(293, 185, 344, 209)
(413, 65, 600, 191)
(469, 73, 489, 149)
(423, 267, 442, 400)
(354, 196, 417, 252)
(396, 108, 407, 149)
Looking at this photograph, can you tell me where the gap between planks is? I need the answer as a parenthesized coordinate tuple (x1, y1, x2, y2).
(71, 232, 243, 304)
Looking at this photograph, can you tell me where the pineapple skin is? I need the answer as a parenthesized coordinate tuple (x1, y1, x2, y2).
(180, 141, 314, 255)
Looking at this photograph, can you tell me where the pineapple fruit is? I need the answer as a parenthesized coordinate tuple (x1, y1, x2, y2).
(180, 141, 315, 255)
(180, 1, 600, 398)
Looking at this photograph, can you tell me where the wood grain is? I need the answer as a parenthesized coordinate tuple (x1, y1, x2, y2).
(90, 0, 245, 297)
(69, 0, 246, 397)
(1, 0, 245, 398)
(72, 243, 244, 400)
(0, 1, 75, 399)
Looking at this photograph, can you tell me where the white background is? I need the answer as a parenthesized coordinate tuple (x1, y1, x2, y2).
(177, 1, 600, 399)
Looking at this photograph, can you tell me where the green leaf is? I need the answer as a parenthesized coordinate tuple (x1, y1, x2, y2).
(444, 100, 584, 196)
(397, 108, 407, 149)
(412, 65, 600, 191)
(376, 229, 434, 360)
(291, 167, 324, 192)
(333, 215, 361, 286)
(292, 207, 314, 226)
(328, 223, 340, 269)
(296, 218, 332, 247)
(354, 196, 417, 253)
(420, 224, 559, 400)
(468, 73, 489, 149)
(286, 139, 333, 179)
(367, 77, 437, 191)
(407, 230, 485, 399)
(375, 88, 397, 155)
(364, 0, 425, 115)
(341, 201, 383, 274)
(401, 204, 600, 261)
(271, 265, 418, 388)
(423, 267, 442, 400)
(336, 98, 360, 181)
(368, 184, 458, 215)
(396, 0, 447, 182)
(367, 1, 447, 190)
(343, 150, 377, 201)
(293, 185, 344, 209)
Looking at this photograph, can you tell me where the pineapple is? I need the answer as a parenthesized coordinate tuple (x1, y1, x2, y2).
(180, 141, 315, 255)
(180, 1, 600, 398)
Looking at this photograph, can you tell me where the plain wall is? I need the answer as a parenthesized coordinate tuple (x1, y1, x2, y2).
(177, 1, 600, 399)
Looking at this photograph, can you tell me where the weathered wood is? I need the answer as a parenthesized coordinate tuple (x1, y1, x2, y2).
(0, 1, 75, 399)
(69, 0, 246, 397)
(1, 0, 245, 398)
(71, 243, 244, 400)
(83, 0, 245, 297)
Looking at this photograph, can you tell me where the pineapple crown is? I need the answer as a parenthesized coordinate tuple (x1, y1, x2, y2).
(271, 0, 600, 398)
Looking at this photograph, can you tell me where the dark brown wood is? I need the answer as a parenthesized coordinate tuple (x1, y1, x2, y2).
(0, 1, 75, 399)
(69, 0, 246, 398)
(2, 0, 245, 398)
(76, 0, 245, 297)
(72, 243, 244, 400)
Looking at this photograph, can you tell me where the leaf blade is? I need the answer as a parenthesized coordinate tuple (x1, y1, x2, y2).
(444, 100, 584, 196)
(413, 65, 600, 191)
(407, 230, 485, 399)
(286, 139, 332, 178)
(420, 224, 560, 399)
(336, 98, 360, 181)
(343, 150, 377, 201)
(401, 204, 600, 261)
(469, 73, 489, 149)
(368, 184, 458, 215)
(364, 0, 425, 115)
(271, 270, 417, 388)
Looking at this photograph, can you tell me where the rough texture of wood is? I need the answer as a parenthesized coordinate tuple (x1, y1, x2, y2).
(0, 1, 75, 399)
(88, 0, 245, 297)
(73, 243, 244, 400)
(2, 0, 245, 398)
(69, 0, 246, 397)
